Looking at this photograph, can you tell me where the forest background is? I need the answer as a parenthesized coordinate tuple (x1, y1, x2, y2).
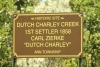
(0, 0, 100, 67)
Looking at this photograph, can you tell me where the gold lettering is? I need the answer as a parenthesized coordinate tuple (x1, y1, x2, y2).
(34, 50, 42, 54)
(24, 42, 71, 47)
(25, 29, 34, 34)
(31, 36, 44, 41)
(46, 36, 64, 41)
(61, 22, 79, 27)
(52, 16, 60, 20)
(17, 22, 34, 27)
(35, 16, 51, 20)
(42, 50, 61, 54)
(24, 42, 44, 47)
(35, 29, 58, 34)
(36, 22, 60, 27)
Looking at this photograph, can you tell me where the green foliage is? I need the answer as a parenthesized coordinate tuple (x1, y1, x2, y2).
(14, 0, 41, 13)
(70, 0, 100, 66)
(0, 0, 15, 61)
(0, 1, 16, 67)
(0, 0, 40, 66)
(0, 0, 100, 67)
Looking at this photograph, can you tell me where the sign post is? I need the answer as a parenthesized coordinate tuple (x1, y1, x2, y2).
(79, 57, 82, 67)
(13, 13, 83, 58)
(13, 58, 17, 67)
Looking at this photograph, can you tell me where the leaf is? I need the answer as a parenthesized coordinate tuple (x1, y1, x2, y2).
(97, 2, 100, 7)
(95, 40, 100, 44)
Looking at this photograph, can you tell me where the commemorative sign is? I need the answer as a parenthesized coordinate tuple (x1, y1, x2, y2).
(13, 13, 83, 57)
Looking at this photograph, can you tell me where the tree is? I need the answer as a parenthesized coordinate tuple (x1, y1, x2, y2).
(70, 0, 100, 66)
(0, 0, 16, 67)
(0, 0, 40, 67)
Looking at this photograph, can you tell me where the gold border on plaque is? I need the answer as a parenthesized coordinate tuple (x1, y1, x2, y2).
(13, 13, 83, 58)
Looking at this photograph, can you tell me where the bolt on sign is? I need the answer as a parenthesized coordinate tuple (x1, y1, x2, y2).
(13, 13, 83, 58)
